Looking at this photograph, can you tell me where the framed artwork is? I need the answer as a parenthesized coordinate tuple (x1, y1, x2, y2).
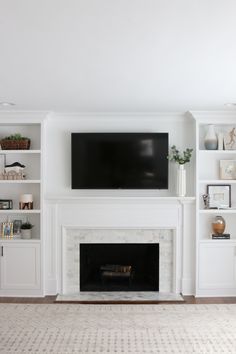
(13, 220, 22, 235)
(220, 160, 236, 180)
(2, 222, 13, 237)
(224, 127, 236, 150)
(0, 199, 13, 210)
(207, 184, 231, 209)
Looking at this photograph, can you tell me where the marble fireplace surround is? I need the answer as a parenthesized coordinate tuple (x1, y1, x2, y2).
(62, 227, 175, 295)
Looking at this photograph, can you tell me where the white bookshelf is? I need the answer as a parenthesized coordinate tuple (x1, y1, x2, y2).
(0, 112, 47, 297)
(190, 111, 236, 297)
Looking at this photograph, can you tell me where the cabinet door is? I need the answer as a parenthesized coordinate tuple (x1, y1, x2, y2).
(0, 243, 40, 290)
(199, 243, 236, 290)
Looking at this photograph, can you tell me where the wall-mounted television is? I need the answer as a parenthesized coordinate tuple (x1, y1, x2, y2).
(71, 133, 168, 189)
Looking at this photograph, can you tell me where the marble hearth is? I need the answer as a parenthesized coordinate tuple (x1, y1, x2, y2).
(62, 228, 174, 297)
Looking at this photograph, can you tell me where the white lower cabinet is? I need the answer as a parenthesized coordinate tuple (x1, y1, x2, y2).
(198, 242, 236, 296)
(0, 242, 41, 293)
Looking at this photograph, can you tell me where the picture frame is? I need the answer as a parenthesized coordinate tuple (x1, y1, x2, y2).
(2, 222, 13, 237)
(224, 127, 236, 150)
(13, 220, 22, 235)
(0, 199, 13, 210)
(207, 184, 231, 209)
(220, 160, 236, 180)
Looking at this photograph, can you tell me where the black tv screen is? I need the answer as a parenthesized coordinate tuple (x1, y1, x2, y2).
(71, 133, 168, 189)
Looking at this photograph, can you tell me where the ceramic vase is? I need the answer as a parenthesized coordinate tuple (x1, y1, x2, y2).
(204, 125, 218, 150)
(21, 229, 32, 239)
(177, 164, 186, 197)
(212, 215, 226, 235)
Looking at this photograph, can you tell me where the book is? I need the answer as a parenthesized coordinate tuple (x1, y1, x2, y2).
(212, 234, 230, 239)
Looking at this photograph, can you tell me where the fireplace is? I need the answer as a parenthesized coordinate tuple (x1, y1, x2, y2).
(80, 243, 159, 291)
(62, 228, 173, 295)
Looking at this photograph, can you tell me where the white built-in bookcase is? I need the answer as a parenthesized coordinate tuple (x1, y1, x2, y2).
(0, 112, 47, 296)
(190, 111, 236, 296)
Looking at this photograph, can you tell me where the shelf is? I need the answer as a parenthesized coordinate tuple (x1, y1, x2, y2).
(0, 150, 41, 154)
(199, 179, 236, 184)
(199, 150, 236, 154)
(0, 239, 40, 243)
(46, 195, 196, 202)
(199, 239, 236, 244)
(199, 209, 236, 214)
(0, 210, 41, 214)
(0, 180, 41, 184)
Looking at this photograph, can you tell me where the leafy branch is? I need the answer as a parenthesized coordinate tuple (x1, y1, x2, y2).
(167, 145, 193, 165)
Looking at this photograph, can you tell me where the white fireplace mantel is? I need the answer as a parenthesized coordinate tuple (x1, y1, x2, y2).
(44, 197, 195, 296)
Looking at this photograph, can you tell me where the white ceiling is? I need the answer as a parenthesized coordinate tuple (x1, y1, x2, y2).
(0, 0, 236, 112)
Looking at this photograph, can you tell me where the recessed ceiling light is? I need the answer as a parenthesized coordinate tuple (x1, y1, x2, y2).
(0, 101, 15, 107)
(224, 103, 236, 107)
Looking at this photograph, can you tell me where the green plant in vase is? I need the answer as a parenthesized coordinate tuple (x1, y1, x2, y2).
(167, 145, 193, 197)
(21, 221, 34, 239)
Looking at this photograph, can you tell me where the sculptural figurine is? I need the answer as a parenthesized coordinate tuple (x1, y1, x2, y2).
(226, 127, 236, 149)
(202, 194, 209, 209)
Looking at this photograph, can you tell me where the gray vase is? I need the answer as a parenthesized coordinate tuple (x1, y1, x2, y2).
(204, 125, 218, 150)
(21, 229, 32, 239)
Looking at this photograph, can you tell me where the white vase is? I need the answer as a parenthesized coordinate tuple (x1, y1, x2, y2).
(204, 125, 218, 150)
(21, 229, 32, 239)
(177, 164, 186, 197)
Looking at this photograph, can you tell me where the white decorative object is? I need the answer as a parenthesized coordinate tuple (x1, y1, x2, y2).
(224, 127, 236, 150)
(19, 194, 33, 210)
(4, 162, 25, 174)
(177, 164, 186, 197)
(218, 132, 224, 150)
(220, 160, 236, 180)
(204, 125, 218, 150)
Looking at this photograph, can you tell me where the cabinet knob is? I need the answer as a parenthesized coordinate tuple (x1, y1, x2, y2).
(1, 246, 3, 257)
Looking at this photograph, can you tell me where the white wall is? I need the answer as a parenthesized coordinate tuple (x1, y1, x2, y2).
(1, 0, 236, 111)
(44, 113, 195, 198)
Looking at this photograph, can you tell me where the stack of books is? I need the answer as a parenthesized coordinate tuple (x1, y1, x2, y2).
(212, 234, 230, 239)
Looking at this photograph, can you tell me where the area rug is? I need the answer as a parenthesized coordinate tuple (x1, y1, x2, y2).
(0, 304, 236, 353)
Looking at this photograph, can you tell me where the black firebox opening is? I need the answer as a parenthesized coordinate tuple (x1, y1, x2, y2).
(80, 243, 159, 291)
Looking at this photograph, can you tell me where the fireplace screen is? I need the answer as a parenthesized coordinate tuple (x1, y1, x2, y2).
(80, 243, 159, 291)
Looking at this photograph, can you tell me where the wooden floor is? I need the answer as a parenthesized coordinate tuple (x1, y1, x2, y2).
(0, 295, 236, 304)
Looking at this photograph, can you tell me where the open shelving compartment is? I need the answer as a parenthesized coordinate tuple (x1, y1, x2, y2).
(0, 120, 43, 242)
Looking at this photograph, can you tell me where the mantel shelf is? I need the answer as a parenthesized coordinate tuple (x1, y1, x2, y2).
(45, 195, 196, 204)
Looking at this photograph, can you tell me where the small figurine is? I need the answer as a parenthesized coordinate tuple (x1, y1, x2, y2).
(202, 194, 209, 209)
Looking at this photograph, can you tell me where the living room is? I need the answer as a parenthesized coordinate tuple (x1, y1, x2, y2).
(0, 1, 236, 353)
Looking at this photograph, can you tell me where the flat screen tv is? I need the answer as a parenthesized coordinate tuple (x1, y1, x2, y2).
(71, 133, 168, 189)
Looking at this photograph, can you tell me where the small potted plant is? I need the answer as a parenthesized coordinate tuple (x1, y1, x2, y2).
(0, 133, 31, 150)
(168, 145, 193, 197)
(21, 221, 34, 239)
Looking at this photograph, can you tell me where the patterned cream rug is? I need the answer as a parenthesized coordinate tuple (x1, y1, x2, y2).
(0, 304, 236, 353)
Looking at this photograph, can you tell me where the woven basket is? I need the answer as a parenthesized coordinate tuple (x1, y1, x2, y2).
(0, 139, 31, 150)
